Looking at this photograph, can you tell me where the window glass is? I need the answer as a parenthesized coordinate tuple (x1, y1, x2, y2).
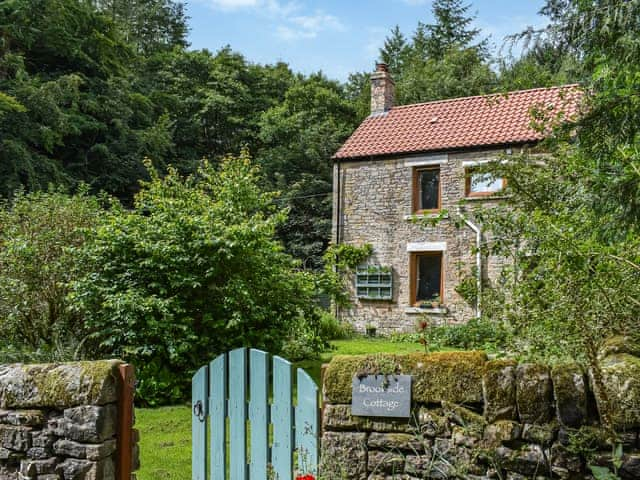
(468, 171, 503, 194)
(419, 168, 440, 210)
(416, 253, 442, 302)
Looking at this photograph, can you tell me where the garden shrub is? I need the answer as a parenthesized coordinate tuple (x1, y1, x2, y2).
(391, 318, 511, 353)
(71, 153, 319, 405)
(0, 187, 104, 361)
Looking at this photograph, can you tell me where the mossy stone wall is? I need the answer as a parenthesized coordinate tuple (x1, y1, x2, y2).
(321, 350, 640, 480)
(0, 360, 139, 480)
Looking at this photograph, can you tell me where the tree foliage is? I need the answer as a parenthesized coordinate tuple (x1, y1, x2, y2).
(0, 187, 104, 360)
(70, 153, 318, 404)
(477, 0, 640, 437)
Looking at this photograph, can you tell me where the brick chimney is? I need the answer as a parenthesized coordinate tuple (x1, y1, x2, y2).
(371, 63, 395, 115)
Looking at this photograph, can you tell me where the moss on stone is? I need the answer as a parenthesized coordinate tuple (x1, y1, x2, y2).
(516, 363, 553, 424)
(1, 360, 123, 409)
(323, 351, 487, 404)
(550, 363, 587, 427)
(483, 359, 517, 423)
(599, 336, 640, 359)
(595, 353, 640, 429)
(442, 401, 487, 435)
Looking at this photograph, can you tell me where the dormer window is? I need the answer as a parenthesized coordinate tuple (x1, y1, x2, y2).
(465, 169, 506, 197)
(413, 166, 440, 213)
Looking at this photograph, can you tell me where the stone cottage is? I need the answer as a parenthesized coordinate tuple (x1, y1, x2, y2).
(332, 63, 581, 334)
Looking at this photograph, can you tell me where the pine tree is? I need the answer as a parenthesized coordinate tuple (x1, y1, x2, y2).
(423, 0, 485, 59)
(379, 25, 410, 77)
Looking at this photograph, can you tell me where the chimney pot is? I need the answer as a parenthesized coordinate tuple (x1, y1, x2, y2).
(370, 63, 395, 115)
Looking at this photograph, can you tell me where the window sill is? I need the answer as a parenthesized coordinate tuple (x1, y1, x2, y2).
(403, 213, 449, 221)
(463, 195, 509, 202)
(404, 307, 449, 315)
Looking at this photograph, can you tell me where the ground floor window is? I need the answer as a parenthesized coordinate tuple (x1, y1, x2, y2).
(410, 252, 443, 306)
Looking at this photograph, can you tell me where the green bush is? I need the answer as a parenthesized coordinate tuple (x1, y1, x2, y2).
(0, 187, 103, 361)
(71, 153, 319, 405)
(391, 318, 511, 352)
(318, 312, 355, 340)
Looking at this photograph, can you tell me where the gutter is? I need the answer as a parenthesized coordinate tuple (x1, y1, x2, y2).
(458, 207, 482, 318)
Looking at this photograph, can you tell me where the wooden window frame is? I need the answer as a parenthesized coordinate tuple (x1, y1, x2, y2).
(464, 168, 507, 198)
(409, 251, 444, 307)
(412, 166, 441, 213)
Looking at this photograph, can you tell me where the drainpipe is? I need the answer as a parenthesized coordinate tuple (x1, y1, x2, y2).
(458, 207, 482, 318)
(334, 158, 342, 320)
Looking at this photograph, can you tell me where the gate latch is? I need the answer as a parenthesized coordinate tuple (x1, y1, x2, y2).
(193, 400, 205, 422)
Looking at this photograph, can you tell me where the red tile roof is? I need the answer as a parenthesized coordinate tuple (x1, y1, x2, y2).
(334, 85, 583, 160)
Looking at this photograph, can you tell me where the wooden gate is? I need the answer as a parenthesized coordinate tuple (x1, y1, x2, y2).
(192, 348, 320, 480)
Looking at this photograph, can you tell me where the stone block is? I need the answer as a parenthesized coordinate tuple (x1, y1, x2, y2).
(0, 425, 31, 452)
(56, 457, 114, 480)
(404, 454, 450, 479)
(20, 458, 57, 476)
(549, 443, 582, 479)
(551, 364, 588, 428)
(367, 450, 405, 475)
(0, 361, 122, 409)
(416, 408, 450, 437)
(483, 420, 521, 447)
(483, 359, 517, 423)
(323, 404, 413, 433)
(592, 353, 640, 429)
(516, 364, 553, 424)
(53, 440, 116, 461)
(0, 410, 45, 427)
(521, 423, 557, 446)
(61, 406, 117, 443)
(320, 431, 367, 480)
(620, 453, 640, 480)
(367, 433, 425, 453)
(498, 444, 549, 477)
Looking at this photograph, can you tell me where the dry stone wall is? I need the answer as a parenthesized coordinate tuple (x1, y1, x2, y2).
(0, 361, 138, 480)
(321, 347, 640, 479)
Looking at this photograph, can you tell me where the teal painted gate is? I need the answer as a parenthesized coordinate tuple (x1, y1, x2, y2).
(192, 348, 320, 480)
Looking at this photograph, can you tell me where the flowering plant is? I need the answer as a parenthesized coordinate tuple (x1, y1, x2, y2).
(295, 475, 315, 480)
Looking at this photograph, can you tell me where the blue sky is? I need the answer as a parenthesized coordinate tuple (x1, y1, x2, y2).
(187, 0, 547, 81)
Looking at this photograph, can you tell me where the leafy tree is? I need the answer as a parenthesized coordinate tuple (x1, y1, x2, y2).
(71, 153, 318, 404)
(0, 0, 173, 200)
(90, 0, 189, 54)
(399, 47, 497, 105)
(0, 187, 104, 361)
(257, 75, 358, 269)
(478, 0, 640, 439)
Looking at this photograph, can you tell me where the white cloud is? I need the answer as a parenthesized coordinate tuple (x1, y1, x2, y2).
(204, 0, 297, 16)
(276, 13, 345, 40)
(201, 0, 344, 42)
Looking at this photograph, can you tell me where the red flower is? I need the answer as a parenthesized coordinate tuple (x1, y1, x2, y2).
(296, 475, 315, 480)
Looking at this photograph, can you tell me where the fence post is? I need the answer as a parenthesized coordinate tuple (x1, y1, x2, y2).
(117, 364, 136, 480)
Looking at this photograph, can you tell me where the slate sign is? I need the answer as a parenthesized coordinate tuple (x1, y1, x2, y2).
(351, 374, 412, 418)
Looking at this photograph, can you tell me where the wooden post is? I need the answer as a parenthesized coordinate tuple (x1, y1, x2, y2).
(320, 363, 329, 435)
(117, 364, 135, 480)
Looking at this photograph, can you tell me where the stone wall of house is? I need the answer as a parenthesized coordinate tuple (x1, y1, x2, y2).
(320, 345, 640, 479)
(0, 360, 139, 480)
(332, 147, 516, 333)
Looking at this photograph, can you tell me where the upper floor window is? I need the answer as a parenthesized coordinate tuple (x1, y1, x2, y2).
(465, 168, 506, 197)
(413, 167, 440, 212)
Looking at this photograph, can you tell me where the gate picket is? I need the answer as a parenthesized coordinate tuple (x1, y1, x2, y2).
(249, 350, 269, 478)
(271, 356, 293, 480)
(209, 354, 227, 480)
(192, 366, 208, 480)
(229, 348, 248, 480)
(193, 349, 318, 480)
(296, 369, 319, 475)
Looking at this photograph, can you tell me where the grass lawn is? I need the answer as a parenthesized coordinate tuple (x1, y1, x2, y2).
(135, 337, 425, 480)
